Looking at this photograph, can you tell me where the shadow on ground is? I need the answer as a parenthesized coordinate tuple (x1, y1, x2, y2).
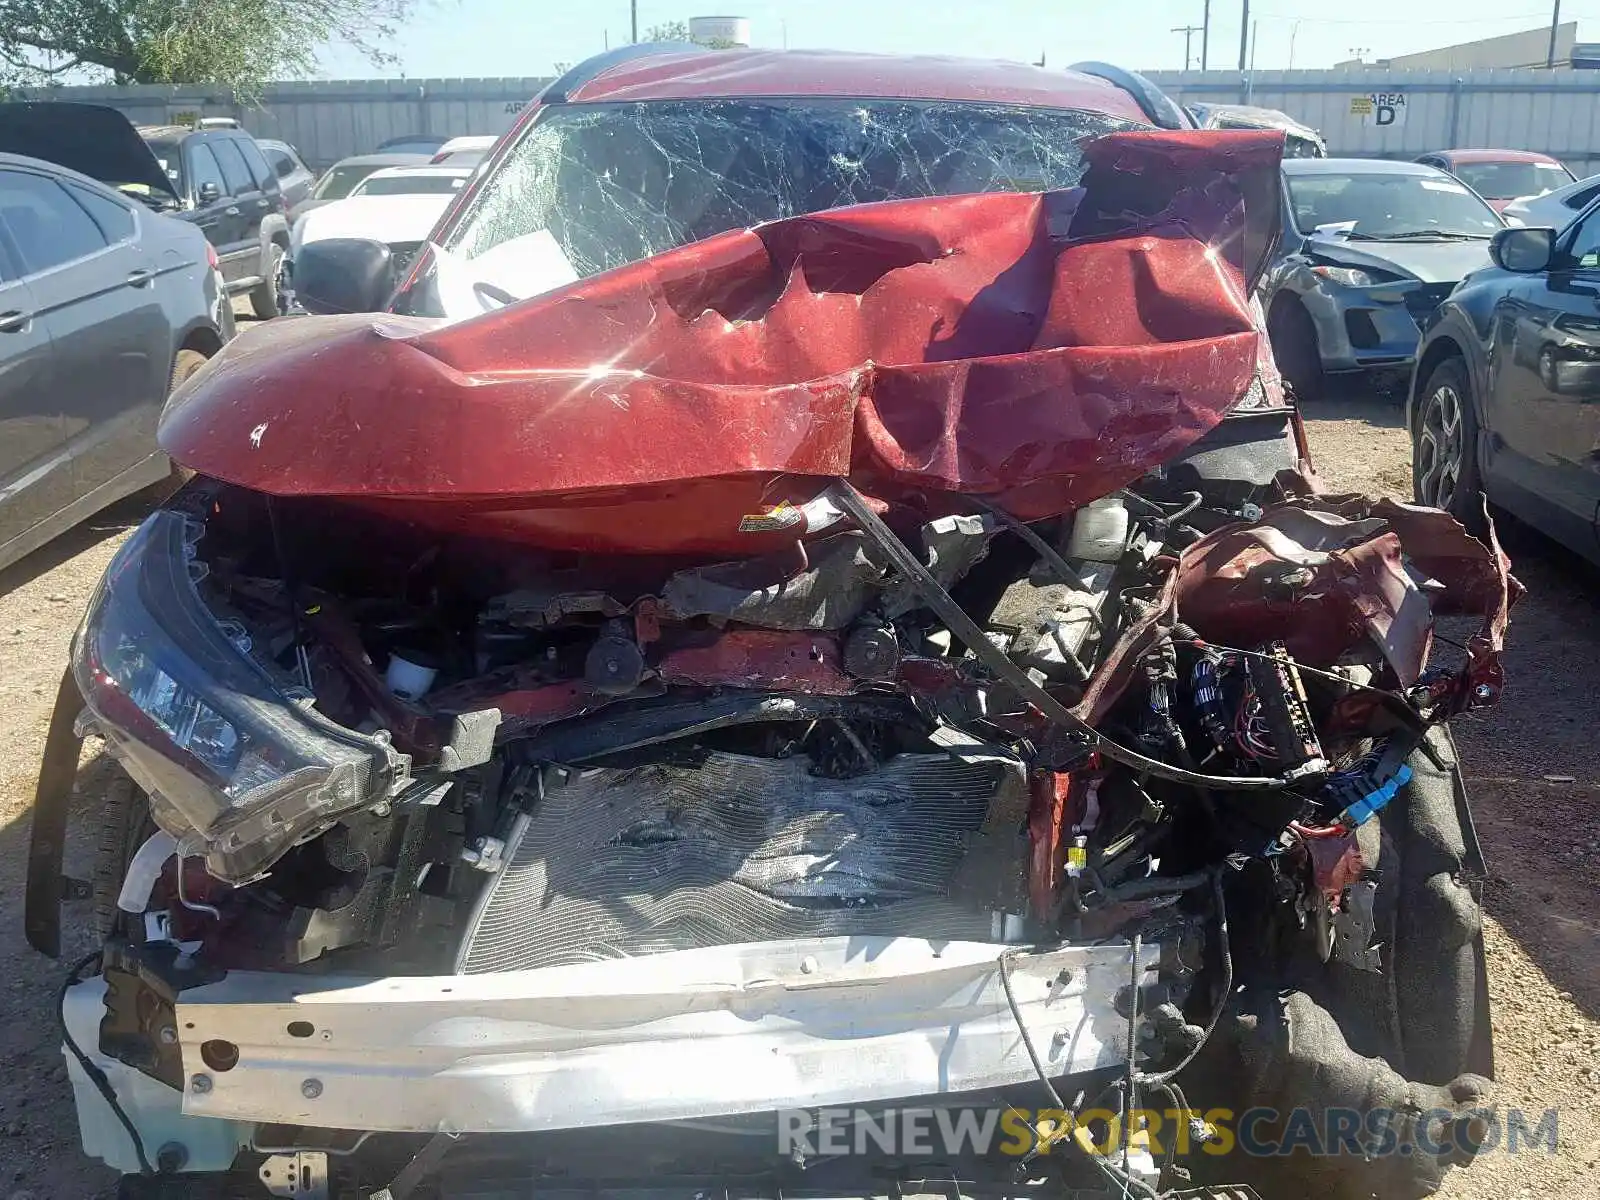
(1450, 510, 1600, 1022)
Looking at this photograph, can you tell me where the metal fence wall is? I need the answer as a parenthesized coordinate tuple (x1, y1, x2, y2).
(18, 68, 1600, 177)
(9, 78, 553, 169)
(1145, 68, 1600, 177)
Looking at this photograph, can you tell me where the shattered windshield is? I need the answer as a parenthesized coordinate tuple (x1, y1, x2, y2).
(395, 98, 1138, 319)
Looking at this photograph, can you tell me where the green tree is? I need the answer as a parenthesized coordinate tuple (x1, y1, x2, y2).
(0, 0, 417, 94)
(642, 19, 739, 49)
(642, 20, 691, 42)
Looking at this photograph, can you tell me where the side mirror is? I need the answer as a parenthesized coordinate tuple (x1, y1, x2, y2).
(1491, 226, 1555, 273)
(293, 238, 394, 314)
(198, 181, 222, 204)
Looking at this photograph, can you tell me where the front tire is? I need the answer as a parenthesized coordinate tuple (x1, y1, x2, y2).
(1412, 356, 1483, 528)
(1268, 298, 1325, 403)
(92, 766, 155, 938)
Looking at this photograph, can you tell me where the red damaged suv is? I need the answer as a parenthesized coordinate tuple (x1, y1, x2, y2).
(29, 46, 1512, 1200)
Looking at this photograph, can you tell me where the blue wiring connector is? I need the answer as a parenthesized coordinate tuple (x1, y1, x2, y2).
(1341, 763, 1413, 826)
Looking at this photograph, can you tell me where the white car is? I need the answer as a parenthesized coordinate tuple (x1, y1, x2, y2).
(1501, 171, 1600, 229)
(429, 133, 498, 167)
(283, 166, 472, 308)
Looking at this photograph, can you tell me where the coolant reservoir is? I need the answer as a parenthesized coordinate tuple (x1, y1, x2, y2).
(1065, 497, 1130, 563)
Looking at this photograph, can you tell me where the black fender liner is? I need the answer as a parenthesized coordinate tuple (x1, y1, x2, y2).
(25, 667, 85, 957)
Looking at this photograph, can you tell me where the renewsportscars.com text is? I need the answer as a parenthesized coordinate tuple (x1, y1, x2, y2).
(778, 1106, 1557, 1159)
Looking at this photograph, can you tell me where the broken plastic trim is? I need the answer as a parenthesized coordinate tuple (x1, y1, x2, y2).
(828, 481, 1297, 791)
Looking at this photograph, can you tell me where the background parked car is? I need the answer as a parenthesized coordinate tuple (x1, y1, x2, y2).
(1500, 171, 1600, 229)
(348, 164, 471, 198)
(256, 137, 316, 215)
(304, 151, 430, 209)
(1263, 157, 1502, 401)
(1416, 148, 1574, 213)
(1411, 212, 1600, 561)
(1187, 101, 1327, 157)
(285, 166, 472, 311)
(132, 120, 290, 317)
(429, 133, 497, 167)
(0, 148, 231, 574)
(376, 133, 451, 156)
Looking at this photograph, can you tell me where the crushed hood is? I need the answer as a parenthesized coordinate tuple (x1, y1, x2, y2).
(161, 129, 1284, 554)
(0, 101, 179, 203)
(1306, 235, 1493, 285)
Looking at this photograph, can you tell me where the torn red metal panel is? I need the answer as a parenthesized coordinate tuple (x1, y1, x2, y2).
(656, 629, 853, 695)
(1027, 769, 1078, 920)
(159, 131, 1283, 555)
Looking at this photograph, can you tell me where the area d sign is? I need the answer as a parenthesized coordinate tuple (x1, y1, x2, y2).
(1351, 92, 1406, 128)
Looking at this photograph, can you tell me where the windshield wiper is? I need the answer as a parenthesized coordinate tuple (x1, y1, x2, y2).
(1379, 230, 1492, 241)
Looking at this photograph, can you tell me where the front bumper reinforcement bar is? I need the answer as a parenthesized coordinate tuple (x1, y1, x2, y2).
(173, 936, 1159, 1133)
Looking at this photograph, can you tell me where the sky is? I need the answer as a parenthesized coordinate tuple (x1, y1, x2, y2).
(317, 0, 1592, 80)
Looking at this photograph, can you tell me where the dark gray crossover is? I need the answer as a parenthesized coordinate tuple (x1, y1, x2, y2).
(1411, 209, 1600, 562)
(0, 132, 232, 575)
(1262, 157, 1503, 400)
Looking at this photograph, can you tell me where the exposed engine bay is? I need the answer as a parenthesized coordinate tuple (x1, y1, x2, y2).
(41, 410, 1513, 1199)
(23, 128, 1516, 1200)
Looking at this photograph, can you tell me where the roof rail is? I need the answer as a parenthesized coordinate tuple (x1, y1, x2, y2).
(541, 42, 703, 105)
(1069, 62, 1194, 130)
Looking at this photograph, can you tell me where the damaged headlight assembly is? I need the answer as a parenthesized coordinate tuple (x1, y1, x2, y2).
(72, 509, 408, 883)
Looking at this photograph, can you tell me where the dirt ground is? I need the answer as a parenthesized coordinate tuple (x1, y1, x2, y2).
(0, 392, 1597, 1199)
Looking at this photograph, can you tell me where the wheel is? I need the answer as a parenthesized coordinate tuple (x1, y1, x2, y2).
(92, 766, 156, 938)
(1412, 355, 1483, 528)
(170, 347, 209, 393)
(249, 241, 285, 319)
(1185, 728, 1493, 1200)
(1268, 298, 1325, 403)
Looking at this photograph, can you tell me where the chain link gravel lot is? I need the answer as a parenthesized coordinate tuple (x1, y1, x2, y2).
(0, 392, 1596, 1198)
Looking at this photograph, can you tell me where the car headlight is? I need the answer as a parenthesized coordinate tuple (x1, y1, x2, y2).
(1311, 265, 1385, 287)
(73, 509, 408, 884)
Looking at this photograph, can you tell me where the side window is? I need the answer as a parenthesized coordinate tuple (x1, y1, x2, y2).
(211, 138, 256, 195)
(187, 143, 228, 200)
(265, 148, 296, 178)
(0, 169, 108, 274)
(237, 139, 278, 191)
(65, 183, 136, 244)
(1566, 184, 1600, 211)
(1567, 207, 1600, 269)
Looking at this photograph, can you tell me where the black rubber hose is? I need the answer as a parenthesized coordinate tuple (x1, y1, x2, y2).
(830, 481, 1295, 791)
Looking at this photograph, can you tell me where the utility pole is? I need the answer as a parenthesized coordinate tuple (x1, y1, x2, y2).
(1238, 0, 1249, 71)
(1201, 0, 1211, 69)
(631, 0, 639, 43)
(1173, 25, 1203, 70)
(1547, 0, 1562, 68)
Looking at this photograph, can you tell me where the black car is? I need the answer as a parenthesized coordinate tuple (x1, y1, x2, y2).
(1411, 212, 1600, 560)
(138, 121, 291, 318)
(0, 141, 233, 574)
